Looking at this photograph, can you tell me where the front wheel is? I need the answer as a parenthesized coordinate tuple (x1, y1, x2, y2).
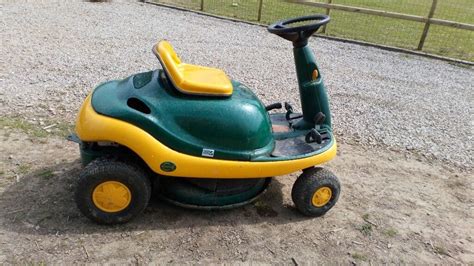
(75, 157, 152, 224)
(291, 167, 340, 217)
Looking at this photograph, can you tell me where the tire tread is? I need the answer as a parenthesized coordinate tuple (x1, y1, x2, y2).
(75, 157, 151, 224)
(291, 167, 340, 217)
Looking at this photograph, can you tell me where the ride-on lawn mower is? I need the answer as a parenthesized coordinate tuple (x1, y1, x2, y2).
(70, 15, 341, 224)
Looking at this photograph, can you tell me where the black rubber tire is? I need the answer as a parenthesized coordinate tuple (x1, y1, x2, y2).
(291, 167, 340, 217)
(75, 157, 152, 225)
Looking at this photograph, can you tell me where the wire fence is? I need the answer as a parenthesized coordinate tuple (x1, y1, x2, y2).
(149, 0, 474, 62)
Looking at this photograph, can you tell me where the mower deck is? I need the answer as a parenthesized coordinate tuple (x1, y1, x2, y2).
(159, 177, 272, 210)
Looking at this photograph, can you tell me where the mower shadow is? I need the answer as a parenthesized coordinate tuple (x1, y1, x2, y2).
(0, 161, 309, 236)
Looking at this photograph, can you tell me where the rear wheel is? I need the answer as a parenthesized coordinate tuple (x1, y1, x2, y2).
(291, 167, 340, 217)
(75, 157, 151, 224)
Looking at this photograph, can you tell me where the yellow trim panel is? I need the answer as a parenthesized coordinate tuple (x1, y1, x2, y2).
(76, 95, 337, 179)
(154, 41, 233, 97)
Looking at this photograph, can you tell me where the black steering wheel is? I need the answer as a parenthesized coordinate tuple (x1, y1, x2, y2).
(268, 15, 330, 47)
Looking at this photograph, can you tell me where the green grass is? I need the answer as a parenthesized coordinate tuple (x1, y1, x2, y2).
(358, 223, 373, 236)
(0, 117, 74, 139)
(18, 164, 31, 175)
(38, 169, 55, 179)
(153, 0, 474, 61)
(433, 245, 449, 256)
(383, 228, 398, 237)
(1, 117, 49, 138)
(360, 223, 372, 235)
(351, 252, 368, 261)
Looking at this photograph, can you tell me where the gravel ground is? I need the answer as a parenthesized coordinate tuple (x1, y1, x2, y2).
(1, 1, 473, 169)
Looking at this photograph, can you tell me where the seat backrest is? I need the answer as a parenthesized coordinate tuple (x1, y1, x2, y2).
(154, 40, 183, 81)
(152, 40, 233, 97)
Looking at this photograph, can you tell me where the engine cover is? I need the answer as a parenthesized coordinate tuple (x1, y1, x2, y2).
(91, 70, 274, 161)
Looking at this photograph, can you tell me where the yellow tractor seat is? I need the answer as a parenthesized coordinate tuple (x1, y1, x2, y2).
(153, 41, 233, 97)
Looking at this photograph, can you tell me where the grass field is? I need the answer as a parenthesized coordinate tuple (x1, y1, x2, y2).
(153, 0, 474, 61)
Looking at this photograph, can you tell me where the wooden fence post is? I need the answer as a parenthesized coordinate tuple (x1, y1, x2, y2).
(417, 0, 438, 50)
(257, 0, 264, 22)
(321, 0, 332, 34)
(200, 0, 204, 11)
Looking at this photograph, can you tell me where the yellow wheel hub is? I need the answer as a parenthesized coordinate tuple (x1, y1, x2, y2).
(92, 181, 132, 213)
(312, 186, 332, 207)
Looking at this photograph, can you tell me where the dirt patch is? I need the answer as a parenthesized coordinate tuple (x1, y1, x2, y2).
(1, 128, 472, 264)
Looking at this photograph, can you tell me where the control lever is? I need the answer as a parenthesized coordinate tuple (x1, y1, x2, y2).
(314, 112, 326, 125)
(285, 102, 293, 120)
(265, 102, 282, 111)
(284, 102, 303, 121)
(305, 112, 326, 144)
(305, 128, 322, 144)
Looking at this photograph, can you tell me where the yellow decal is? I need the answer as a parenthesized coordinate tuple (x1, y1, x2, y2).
(312, 69, 319, 80)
